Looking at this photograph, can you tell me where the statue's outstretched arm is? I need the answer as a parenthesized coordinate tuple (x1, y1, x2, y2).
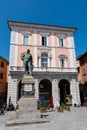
(21, 52, 26, 60)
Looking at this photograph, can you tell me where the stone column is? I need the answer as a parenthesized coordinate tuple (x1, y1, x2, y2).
(52, 79, 59, 108)
(76, 81, 81, 105)
(70, 79, 80, 106)
(34, 79, 39, 99)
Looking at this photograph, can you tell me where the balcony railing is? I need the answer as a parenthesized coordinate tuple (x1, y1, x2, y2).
(9, 66, 77, 73)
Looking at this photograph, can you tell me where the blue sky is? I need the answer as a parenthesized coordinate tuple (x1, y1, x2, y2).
(0, 0, 87, 61)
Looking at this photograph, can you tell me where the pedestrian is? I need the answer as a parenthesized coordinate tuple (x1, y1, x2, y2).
(0, 106, 4, 115)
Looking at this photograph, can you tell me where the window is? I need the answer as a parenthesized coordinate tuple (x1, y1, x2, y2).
(59, 54, 67, 68)
(23, 35, 29, 45)
(82, 68, 86, 75)
(59, 39, 64, 47)
(0, 84, 2, 92)
(42, 36, 47, 46)
(84, 78, 87, 85)
(0, 73, 3, 79)
(60, 59, 65, 68)
(41, 53, 48, 68)
(81, 58, 84, 64)
(1, 61, 4, 68)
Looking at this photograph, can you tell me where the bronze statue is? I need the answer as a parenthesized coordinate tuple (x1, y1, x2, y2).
(21, 49, 33, 75)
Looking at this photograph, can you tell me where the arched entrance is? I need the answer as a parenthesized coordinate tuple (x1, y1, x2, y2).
(39, 79, 52, 107)
(59, 79, 70, 104)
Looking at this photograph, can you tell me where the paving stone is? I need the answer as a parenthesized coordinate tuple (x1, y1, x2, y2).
(0, 107, 87, 130)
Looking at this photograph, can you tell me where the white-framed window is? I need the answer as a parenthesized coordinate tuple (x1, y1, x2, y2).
(23, 35, 29, 45)
(42, 36, 47, 46)
(59, 38, 64, 47)
(41, 53, 48, 68)
(60, 58, 65, 68)
(59, 54, 67, 68)
(0, 84, 2, 92)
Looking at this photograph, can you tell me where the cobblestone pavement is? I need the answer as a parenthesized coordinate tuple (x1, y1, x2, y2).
(0, 107, 87, 130)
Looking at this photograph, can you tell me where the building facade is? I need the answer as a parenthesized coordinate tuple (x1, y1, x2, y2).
(7, 21, 80, 107)
(0, 56, 9, 103)
(77, 52, 87, 105)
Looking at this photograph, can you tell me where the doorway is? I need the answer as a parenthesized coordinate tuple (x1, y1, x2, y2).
(39, 79, 52, 107)
(59, 79, 70, 104)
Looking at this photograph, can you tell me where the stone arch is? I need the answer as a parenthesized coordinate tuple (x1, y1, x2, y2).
(39, 79, 52, 107)
(59, 79, 70, 104)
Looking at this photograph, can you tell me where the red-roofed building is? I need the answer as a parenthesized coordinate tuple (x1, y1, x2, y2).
(77, 52, 87, 105)
(0, 56, 9, 104)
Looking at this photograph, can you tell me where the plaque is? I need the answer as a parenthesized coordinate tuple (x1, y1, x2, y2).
(24, 84, 32, 91)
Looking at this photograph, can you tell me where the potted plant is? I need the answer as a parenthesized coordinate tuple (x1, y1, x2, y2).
(40, 105, 46, 113)
(66, 95, 72, 106)
(66, 105, 70, 111)
(57, 103, 64, 112)
(57, 106, 64, 112)
(46, 107, 51, 112)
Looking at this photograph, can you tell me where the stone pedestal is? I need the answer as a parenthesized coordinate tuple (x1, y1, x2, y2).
(16, 97, 40, 120)
(16, 75, 40, 119)
(21, 75, 35, 97)
(6, 74, 49, 126)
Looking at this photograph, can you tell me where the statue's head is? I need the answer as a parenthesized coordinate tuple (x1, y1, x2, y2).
(27, 49, 30, 53)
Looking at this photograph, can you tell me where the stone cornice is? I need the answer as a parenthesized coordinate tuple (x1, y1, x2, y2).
(8, 21, 77, 33)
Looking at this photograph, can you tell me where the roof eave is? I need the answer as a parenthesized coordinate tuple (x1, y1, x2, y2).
(8, 20, 77, 33)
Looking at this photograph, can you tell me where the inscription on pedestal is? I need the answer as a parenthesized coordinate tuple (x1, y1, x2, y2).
(24, 84, 32, 91)
(21, 75, 35, 97)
